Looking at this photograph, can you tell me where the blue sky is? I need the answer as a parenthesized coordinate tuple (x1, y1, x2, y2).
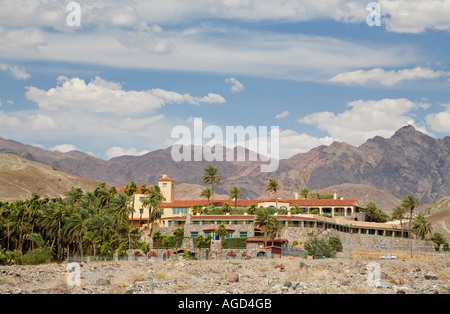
(0, 0, 449, 160)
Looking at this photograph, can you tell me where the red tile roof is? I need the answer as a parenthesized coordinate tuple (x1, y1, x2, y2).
(158, 176, 176, 182)
(160, 198, 358, 208)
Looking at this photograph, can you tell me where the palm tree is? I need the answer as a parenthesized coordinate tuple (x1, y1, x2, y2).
(205, 233, 212, 260)
(109, 193, 130, 223)
(143, 186, 165, 232)
(216, 224, 228, 259)
(267, 216, 284, 246)
(192, 205, 203, 215)
(254, 207, 273, 247)
(248, 204, 257, 215)
(63, 208, 89, 260)
(152, 230, 162, 260)
(173, 228, 184, 259)
(199, 188, 213, 208)
(299, 187, 309, 213)
(194, 235, 205, 261)
(401, 194, 421, 257)
(201, 164, 222, 203)
(161, 236, 171, 260)
(430, 232, 447, 251)
(265, 178, 279, 210)
(124, 181, 137, 225)
(391, 205, 406, 235)
(413, 214, 432, 240)
(228, 186, 242, 208)
(65, 187, 84, 207)
(222, 203, 231, 214)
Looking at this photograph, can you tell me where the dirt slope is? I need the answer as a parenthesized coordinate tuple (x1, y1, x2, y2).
(0, 154, 100, 202)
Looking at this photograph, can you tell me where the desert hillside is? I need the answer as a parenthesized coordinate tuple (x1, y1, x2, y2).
(422, 197, 450, 242)
(0, 154, 100, 202)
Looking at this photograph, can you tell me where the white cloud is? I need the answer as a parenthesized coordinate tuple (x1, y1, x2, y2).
(275, 111, 290, 119)
(106, 147, 150, 159)
(330, 67, 449, 86)
(379, 0, 450, 33)
(225, 77, 245, 93)
(0, 27, 46, 51)
(298, 98, 430, 145)
(425, 104, 450, 133)
(25, 76, 225, 116)
(30, 114, 58, 131)
(0, 111, 21, 128)
(50, 144, 79, 153)
(0, 63, 31, 80)
(117, 32, 176, 55)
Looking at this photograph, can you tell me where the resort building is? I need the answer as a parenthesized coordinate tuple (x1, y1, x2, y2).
(121, 175, 411, 242)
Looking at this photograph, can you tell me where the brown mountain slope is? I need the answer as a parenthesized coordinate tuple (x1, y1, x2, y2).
(422, 197, 450, 243)
(0, 126, 448, 206)
(0, 154, 100, 202)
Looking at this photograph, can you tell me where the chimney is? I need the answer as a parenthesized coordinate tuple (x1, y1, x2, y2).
(333, 193, 338, 200)
(294, 193, 299, 200)
(162, 174, 168, 179)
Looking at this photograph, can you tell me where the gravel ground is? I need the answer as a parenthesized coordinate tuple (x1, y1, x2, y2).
(1, 258, 449, 294)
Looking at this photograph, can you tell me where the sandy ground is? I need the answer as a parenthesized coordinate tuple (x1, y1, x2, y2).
(1, 257, 449, 294)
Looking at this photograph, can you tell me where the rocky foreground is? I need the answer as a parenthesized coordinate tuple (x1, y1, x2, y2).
(1, 258, 449, 294)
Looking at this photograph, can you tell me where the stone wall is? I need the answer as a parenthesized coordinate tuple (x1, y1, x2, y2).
(282, 226, 434, 253)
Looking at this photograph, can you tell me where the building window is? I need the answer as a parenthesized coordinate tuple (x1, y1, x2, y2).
(293, 221, 299, 227)
(172, 207, 189, 215)
(240, 232, 248, 238)
(191, 232, 199, 238)
(163, 183, 167, 188)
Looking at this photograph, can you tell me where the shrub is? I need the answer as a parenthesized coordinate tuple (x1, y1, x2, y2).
(223, 237, 247, 249)
(328, 237, 343, 252)
(17, 248, 54, 265)
(304, 237, 336, 259)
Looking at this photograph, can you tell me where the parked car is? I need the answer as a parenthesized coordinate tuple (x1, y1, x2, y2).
(379, 254, 398, 260)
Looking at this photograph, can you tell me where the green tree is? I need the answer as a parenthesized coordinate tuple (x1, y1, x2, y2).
(201, 164, 222, 203)
(401, 194, 421, 257)
(216, 224, 228, 258)
(228, 186, 242, 208)
(363, 201, 389, 223)
(267, 216, 284, 246)
(152, 230, 162, 261)
(192, 205, 203, 215)
(299, 187, 309, 212)
(430, 232, 447, 251)
(328, 236, 343, 252)
(161, 236, 171, 260)
(221, 203, 231, 214)
(304, 236, 336, 259)
(142, 185, 165, 232)
(199, 188, 213, 208)
(173, 228, 184, 257)
(265, 178, 279, 210)
(391, 205, 407, 233)
(194, 235, 206, 261)
(124, 181, 137, 225)
(412, 213, 432, 240)
(254, 207, 273, 247)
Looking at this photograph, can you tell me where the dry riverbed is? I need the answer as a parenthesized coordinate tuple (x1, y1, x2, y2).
(1, 258, 449, 294)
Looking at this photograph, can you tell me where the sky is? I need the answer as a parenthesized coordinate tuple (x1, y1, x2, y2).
(0, 0, 449, 161)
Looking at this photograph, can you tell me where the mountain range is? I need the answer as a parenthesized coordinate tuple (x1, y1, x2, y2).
(0, 125, 449, 210)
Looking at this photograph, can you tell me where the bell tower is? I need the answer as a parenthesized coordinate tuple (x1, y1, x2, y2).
(158, 174, 176, 202)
